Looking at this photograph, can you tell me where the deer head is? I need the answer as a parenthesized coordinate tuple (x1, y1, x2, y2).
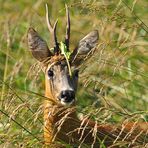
(27, 5, 99, 106)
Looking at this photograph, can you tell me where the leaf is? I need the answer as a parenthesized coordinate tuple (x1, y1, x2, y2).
(59, 41, 72, 76)
(60, 41, 71, 59)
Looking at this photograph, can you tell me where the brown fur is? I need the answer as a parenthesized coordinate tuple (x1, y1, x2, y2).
(43, 100, 148, 147)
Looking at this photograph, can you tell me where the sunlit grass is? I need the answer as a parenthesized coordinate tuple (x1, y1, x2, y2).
(0, 0, 147, 147)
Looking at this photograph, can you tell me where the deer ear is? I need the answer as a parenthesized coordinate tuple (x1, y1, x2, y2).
(27, 27, 53, 62)
(71, 30, 99, 65)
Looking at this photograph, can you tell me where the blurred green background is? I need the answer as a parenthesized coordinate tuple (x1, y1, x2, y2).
(0, 0, 147, 147)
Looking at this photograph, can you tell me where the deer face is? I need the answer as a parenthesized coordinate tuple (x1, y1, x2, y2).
(45, 60, 79, 105)
(27, 5, 99, 106)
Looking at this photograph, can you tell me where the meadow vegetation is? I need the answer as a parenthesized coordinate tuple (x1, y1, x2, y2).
(0, 0, 147, 147)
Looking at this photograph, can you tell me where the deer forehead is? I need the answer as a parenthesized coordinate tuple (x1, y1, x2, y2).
(45, 59, 70, 73)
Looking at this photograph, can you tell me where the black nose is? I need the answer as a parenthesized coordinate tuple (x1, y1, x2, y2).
(60, 90, 75, 103)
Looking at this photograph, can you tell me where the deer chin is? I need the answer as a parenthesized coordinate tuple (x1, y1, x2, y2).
(60, 99, 75, 106)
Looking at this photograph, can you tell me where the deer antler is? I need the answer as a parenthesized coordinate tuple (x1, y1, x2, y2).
(46, 4, 59, 54)
(65, 4, 70, 51)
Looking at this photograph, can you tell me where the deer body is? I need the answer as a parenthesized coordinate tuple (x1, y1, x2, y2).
(43, 97, 148, 147)
(27, 4, 148, 147)
(43, 99, 111, 147)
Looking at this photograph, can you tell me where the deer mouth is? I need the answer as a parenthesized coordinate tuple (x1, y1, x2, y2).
(60, 98, 75, 106)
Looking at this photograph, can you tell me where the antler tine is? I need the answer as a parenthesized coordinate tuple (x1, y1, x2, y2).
(65, 4, 70, 51)
(45, 4, 59, 54)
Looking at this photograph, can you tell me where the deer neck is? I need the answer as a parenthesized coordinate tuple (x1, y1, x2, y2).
(44, 76, 78, 144)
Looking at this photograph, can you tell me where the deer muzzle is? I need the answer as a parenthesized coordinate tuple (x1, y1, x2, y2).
(58, 90, 75, 105)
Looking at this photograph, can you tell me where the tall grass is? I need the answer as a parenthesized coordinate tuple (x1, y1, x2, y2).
(0, 0, 147, 147)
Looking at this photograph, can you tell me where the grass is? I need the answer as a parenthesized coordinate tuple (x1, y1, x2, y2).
(0, 0, 148, 147)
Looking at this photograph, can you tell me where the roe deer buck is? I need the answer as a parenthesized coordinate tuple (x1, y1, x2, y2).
(27, 4, 148, 148)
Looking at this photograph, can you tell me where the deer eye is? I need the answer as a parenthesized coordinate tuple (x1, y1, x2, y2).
(48, 69, 54, 77)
